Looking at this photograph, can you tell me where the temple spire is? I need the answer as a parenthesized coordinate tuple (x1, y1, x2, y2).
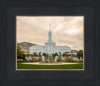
(48, 24, 52, 42)
(49, 23, 51, 31)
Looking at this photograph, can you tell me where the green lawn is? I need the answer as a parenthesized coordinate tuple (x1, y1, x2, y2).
(17, 63, 83, 69)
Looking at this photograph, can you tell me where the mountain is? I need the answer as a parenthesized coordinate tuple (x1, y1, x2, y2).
(18, 42, 37, 52)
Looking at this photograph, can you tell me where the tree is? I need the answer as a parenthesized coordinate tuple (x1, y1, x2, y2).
(39, 52, 42, 57)
(63, 52, 69, 57)
(42, 53, 46, 57)
(59, 52, 61, 56)
(17, 43, 25, 59)
(54, 52, 58, 57)
(33, 52, 38, 57)
(77, 50, 83, 60)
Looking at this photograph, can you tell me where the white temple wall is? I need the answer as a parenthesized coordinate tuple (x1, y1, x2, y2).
(29, 41, 71, 55)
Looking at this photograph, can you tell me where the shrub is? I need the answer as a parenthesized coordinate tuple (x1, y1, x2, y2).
(17, 59, 30, 63)
(53, 61, 55, 63)
(64, 57, 68, 62)
(67, 57, 73, 62)
(51, 57, 55, 60)
(38, 57, 42, 62)
(31, 58, 37, 62)
(25, 54, 32, 57)
(57, 57, 62, 62)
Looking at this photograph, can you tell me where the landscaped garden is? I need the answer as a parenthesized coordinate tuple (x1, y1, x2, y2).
(17, 43, 83, 70)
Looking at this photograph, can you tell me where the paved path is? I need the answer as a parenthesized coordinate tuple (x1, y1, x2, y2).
(22, 62, 79, 65)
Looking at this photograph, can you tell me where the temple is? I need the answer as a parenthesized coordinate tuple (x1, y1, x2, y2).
(29, 24, 71, 57)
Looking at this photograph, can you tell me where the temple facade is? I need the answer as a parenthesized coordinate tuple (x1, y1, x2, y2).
(29, 25, 71, 57)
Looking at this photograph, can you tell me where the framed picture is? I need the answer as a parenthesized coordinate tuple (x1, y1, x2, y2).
(16, 16, 84, 70)
(0, 0, 100, 86)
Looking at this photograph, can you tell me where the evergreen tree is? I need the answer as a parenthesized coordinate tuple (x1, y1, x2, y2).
(17, 43, 25, 59)
(77, 50, 83, 60)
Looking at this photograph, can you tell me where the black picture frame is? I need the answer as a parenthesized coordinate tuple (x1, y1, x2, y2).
(0, 0, 100, 86)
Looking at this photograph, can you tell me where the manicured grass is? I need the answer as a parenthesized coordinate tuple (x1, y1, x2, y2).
(17, 63, 83, 69)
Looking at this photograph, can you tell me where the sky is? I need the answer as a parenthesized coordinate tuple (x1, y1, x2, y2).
(16, 16, 84, 50)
